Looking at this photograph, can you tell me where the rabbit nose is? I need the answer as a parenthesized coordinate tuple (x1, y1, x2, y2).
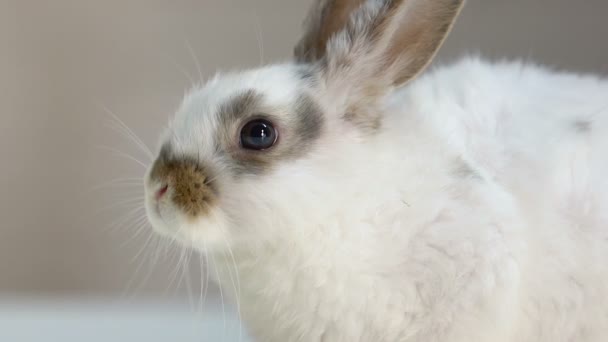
(155, 184, 169, 200)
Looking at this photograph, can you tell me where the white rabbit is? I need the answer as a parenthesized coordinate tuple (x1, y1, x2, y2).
(143, 0, 608, 341)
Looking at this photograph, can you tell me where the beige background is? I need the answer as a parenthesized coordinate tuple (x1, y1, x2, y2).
(1, 0, 607, 297)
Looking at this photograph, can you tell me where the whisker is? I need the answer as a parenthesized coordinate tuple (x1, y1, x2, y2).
(252, 9, 265, 66)
(166, 247, 188, 296)
(173, 247, 192, 299)
(136, 236, 164, 288)
(104, 206, 147, 233)
(171, 129, 187, 159)
(184, 37, 204, 84)
(222, 238, 243, 342)
(97, 145, 150, 169)
(95, 197, 145, 215)
(127, 236, 175, 299)
(102, 190, 145, 201)
(122, 229, 157, 298)
(106, 191, 147, 202)
(210, 252, 227, 339)
(202, 240, 211, 314)
(196, 137, 201, 166)
(183, 249, 196, 312)
(90, 177, 144, 192)
(204, 163, 229, 185)
(130, 229, 157, 264)
(120, 216, 152, 248)
(198, 252, 206, 316)
(104, 120, 153, 162)
(159, 51, 197, 87)
(162, 235, 174, 259)
(168, 248, 185, 287)
(100, 105, 155, 160)
(149, 237, 167, 274)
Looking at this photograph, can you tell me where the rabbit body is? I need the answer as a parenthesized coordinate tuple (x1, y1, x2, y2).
(206, 57, 608, 342)
(144, 0, 608, 341)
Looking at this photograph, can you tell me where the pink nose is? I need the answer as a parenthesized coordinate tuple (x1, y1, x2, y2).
(155, 184, 169, 200)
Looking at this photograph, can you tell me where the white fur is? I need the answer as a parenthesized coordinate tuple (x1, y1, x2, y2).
(144, 56, 608, 342)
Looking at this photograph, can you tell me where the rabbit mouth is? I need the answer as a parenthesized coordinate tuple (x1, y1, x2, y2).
(145, 194, 232, 252)
(143, 186, 174, 236)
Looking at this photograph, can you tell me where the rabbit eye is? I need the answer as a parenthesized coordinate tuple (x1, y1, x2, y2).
(240, 119, 277, 150)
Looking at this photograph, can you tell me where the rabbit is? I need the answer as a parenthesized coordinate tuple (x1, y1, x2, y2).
(142, 0, 608, 341)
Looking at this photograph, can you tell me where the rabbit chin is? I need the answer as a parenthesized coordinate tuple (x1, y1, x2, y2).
(144, 199, 231, 252)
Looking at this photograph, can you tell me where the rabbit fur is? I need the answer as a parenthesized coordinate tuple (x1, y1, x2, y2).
(143, 0, 608, 341)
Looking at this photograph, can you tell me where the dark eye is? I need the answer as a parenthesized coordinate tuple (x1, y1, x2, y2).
(240, 119, 277, 150)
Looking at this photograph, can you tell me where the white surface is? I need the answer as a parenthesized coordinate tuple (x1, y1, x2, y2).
(0, 295, 251, 342)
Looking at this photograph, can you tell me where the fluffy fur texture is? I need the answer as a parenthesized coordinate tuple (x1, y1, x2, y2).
(143, 0, 608, 341)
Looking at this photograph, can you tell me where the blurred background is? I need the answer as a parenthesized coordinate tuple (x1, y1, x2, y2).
(0, 0, 607, 340)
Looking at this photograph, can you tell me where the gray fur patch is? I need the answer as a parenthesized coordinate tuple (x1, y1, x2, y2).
(232, 94, 324, 175)
(217, 90, 262, 128)
(214, 90, 324, 176)
(214, 89, 261, 157)
(158, 142, 172, 161)
(573, 119, 592, 133)
(452, 158, 482, 181)
(296, 64, 318, 84)
(294, 94, 324, 142)
(343, 109, 382, 133)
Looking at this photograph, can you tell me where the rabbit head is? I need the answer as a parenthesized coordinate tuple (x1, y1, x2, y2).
(144, 0, 464, 253)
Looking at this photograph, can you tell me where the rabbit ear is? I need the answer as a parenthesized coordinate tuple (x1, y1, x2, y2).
(295, 0, 464, 82)
(294, 0, 368, 63)
(295, 0, 464, 129)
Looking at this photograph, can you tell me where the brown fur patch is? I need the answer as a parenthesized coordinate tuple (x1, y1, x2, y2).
(149, 154, 216, 218)
(169, 162, 215, 218)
